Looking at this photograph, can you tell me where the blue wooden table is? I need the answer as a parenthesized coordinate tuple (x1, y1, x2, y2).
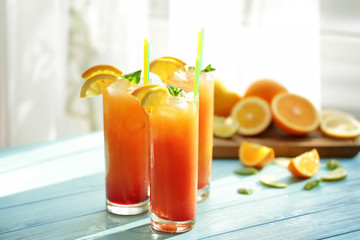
(1, 132, 359, 239)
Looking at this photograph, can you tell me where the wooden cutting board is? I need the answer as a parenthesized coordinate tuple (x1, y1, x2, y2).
(213, 123, 360, 159)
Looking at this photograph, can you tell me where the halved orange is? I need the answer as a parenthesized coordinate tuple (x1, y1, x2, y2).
(150, 57, 187, 83)
(271, 92, 320, 135)
(231, 97, 272, 136)
(81, 64, 123, 80)
(288, 149, 320, 178)
(239, 141, 275, 168)
(244, 79, 288, 104)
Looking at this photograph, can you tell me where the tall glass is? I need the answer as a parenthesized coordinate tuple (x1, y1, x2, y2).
(167, 71, 214, 202)
(102, 80, 150, 215)
(149, 94, 199, 233)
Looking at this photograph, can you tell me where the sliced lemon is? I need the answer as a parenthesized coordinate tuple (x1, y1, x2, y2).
(131, 84, 162, 102)
(80, 74, 118, 98)
(321, 168, 347, 181)
(81, 64, 123, 80)
(320, 109, 356, 122)
(150, 57, 187, 83)
(141, 86, 169, 109)
(213, 116, 239, 138)
(320, 115, 360, 139)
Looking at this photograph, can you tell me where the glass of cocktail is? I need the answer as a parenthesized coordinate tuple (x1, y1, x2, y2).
(143, 86, 199, 233)
(167, 68, 215, 202)
(103, 79, 150, 215)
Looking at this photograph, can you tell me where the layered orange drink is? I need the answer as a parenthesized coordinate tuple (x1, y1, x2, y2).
(133, 84, 199, 233)
(167, 66, 215, 202)
(80, 66, 149, 215)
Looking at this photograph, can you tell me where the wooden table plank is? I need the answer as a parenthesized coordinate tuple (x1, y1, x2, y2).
(1, 133, 359, 239)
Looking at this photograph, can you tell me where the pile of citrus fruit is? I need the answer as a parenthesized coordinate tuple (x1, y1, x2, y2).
(213, 78, 360, 139)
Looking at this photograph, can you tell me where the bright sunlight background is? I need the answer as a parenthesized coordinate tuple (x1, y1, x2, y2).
(1, 0, 359, 148)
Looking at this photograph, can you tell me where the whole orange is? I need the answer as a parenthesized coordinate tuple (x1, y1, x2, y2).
(214, 79, 242, 117)
(244, 79, 288, 104)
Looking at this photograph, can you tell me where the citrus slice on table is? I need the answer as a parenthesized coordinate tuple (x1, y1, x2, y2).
(213, 116, 239, 138)
(320, 114, 360, 139)
(244, 79, 288, 104)
(320, 109, 356, 122)
(150, 57, 187, 83)
(271, 92, 320, 135)
(239, 141, 275, 168)
(231, 97, 272, 136)
(321, 168, 348, 181)
(288, 149, 320, 178)
(81, 64, 123, 80)
(80, 74, 119, 98)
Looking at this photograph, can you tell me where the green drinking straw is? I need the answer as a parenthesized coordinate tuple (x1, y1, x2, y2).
(144, 38, 150, 85)
(194, 28, 204, 97)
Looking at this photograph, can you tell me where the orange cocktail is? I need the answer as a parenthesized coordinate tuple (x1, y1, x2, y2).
(103, 80, 150, 215)
(167, 70, 214, 202)
(149, 94, 198, 233)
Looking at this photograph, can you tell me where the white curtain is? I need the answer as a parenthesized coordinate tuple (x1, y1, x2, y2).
(168, 0, 320, 107)
(0, 0, 320, 148)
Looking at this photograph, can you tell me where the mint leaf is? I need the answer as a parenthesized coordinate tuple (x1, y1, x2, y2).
(168, 85, 184, 97)
(202, 64, 215, 72)
(122, 70, 142, 85)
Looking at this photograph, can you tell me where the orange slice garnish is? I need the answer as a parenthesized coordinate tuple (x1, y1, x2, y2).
(150, 57, 187, 83)
(81, 64, 123, 80)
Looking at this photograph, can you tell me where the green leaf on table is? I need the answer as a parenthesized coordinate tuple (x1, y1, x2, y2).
(304, 179, 322, 190)
(237, 188, 253, 195)
(326, 159, 341, 170)
(234, 167, 258, 176)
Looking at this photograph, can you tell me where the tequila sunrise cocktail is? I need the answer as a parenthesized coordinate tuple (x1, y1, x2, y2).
(103, 80, 150, 215)
(168, 69, 214, 201)
(149, 92, 199, 233)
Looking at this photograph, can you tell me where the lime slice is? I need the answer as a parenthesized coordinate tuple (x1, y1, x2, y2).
(273, 157, 291, 168)
(213, 116, 238, 138)
(260, 175, 287, 188)
(321, 168, 347, 181)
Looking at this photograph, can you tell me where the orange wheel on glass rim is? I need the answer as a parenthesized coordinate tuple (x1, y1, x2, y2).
(288, 149, 320, 178)
(150, 57, 187, 84)
(231, 96, 272, 136)
(271, 92, 320, 135)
